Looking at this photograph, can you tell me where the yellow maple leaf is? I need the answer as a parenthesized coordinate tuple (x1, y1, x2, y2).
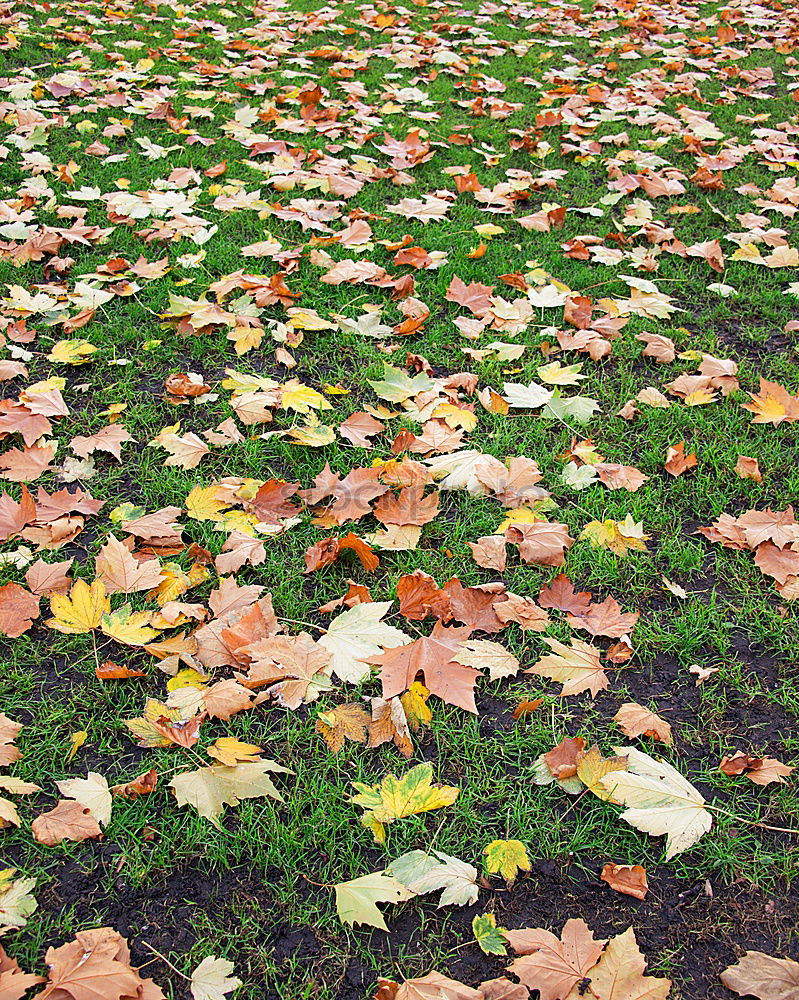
(47, 579, 110, 634)
(166, 668, 208, 693)
(351, 763, 459, 844)
(280, 381, 331, 414)
(432, 403, 478, 432)
(315, 703, 370, 754)
(227, 325, 264, 356)
(484, 839, 531, 882)
(207, 738, 262, 766)
(494, 507, 543, 534)
(286, 307, 334, 331)
(185, 485, 230, 523)
(100, 606, 159, 647)
(287, 422, 336, 447)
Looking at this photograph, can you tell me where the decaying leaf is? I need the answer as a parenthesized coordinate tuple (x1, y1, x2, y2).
(169, 760, 291, 827)
(600, 863, 649, 901)
(720, 950, 799, 1000)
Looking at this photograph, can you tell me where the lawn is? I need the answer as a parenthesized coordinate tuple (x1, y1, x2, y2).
(0, 0, 798, 997)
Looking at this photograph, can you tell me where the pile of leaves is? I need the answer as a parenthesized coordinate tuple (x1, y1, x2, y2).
(0, 0, 797, 994)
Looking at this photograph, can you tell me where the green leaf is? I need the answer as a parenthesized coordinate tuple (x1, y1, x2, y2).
(472, 913, 507, 956)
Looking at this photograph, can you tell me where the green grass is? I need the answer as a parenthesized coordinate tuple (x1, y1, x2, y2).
(0, 0, 798, 995)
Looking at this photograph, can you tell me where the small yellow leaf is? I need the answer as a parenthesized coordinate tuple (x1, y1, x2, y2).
(316, 703, 370, 754)
(66, 731, 87, 763)
(400, 682, 432, 730)
(207, 738, 262, 766)
(484, 839, 531, 882)
(166, 668, 208, 692)
(351, 763, 459, 843)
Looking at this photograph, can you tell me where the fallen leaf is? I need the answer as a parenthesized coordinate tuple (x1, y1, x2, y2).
(614, 703, 672, 745)
(600, 863, 649, 900)
(335, 873, 415, 931)
(720, 950, 799, 1000)
(484, 840, 531, 883)
(190, 956, 242, 1000)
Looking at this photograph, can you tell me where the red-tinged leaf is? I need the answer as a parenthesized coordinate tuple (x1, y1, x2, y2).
(95, 661, 146, 680)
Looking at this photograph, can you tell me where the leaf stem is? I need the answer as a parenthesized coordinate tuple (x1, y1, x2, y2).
(140, 943, 190, 980)
(707, 802, 799, 836)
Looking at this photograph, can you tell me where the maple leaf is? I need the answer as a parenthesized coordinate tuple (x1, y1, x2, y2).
(473, 914, 508, 956)
(719, 752, 794, 786)
(47, 579, 110, 634)
(0, 484, 36, 541)
(56, 772, 112, 825)
(334, 873, 416, 931)
(527, 637, 608, 697)
(111, 770, 158, 799)
(190, 956, 242, 1000)
(351, 763, 459, 843)
(742, 378, 799, 425)
(316, 601, 411, 684)
(375, 621, 479, 713)
(502, 381, 553, 409)
(95, 534, 163, 594)
(566, 596, 639, 638)
(484, 840, 531, 883)
(339, 411, 385, 448)
(507, 918, 606, 1000)
(209, 577, 263, 618)
(100, 606, 159, 647)
(506, 521, 574, 567)
(169, 759, 291, 827)
(596, 746, 712, 859)
(614, 703, 672, 745)
(31, 800, 102, 846)
(392, 973, 483, 1000)
(538, 574, 592, 615)
(368, 697, 414, 758)
(0, 942, 44, 995)
(315, 703, 370, 753)
(25, 557, 73, 597)
(495, 593, 549, 632)
(566, 927, 671, 1000)
(368, 363, 435, 403)
(479, 978, 528, 1000)
(580, 516, 649, 556)
(576, 746, 629, 800)
(203, 680, 255, 721)
(388, 849, 478, 907)
(0, 583, 39, 638)
(0, 872, 38, 936)
(0, 715, 22, 768)
(0, 443, 56, 483)
(71, 424, 133, 461)
(453, 639, 519, 680)
(664, 440, 698, 477)
(240, 631, 332, 709)
(721, 951, 799, 1000)
(396, 570, 452, 621)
